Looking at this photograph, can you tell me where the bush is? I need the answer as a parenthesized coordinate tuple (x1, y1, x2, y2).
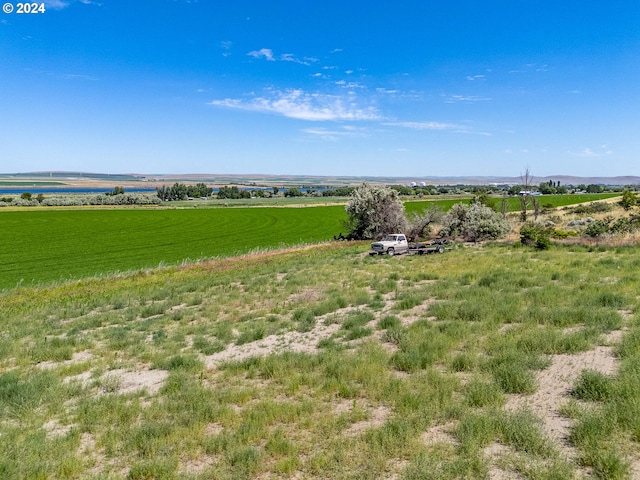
(345, 183, 407, 239)
(619, 190, 637, 210)
(440, 202, 510, 241)
(584, 220, 611, 237)
(520, 222, 551, 250)
(569, 202, 612, 215)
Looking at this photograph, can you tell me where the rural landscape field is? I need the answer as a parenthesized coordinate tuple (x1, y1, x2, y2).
(2, 0, 639, 477)
(2, 186, 640, 479)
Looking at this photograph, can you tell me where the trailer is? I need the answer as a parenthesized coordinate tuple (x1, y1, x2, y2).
(407, 239, 450, 255)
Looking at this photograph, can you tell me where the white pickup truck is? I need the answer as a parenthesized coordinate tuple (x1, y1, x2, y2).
(370, 234, 409, 256)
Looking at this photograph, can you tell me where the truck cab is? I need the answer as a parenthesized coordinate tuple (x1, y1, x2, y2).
(370, 234, 409, 256)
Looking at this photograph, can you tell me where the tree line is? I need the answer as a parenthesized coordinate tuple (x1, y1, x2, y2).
(155, 183, 213, 201)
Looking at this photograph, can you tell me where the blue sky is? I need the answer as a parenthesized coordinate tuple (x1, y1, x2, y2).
(1, 1, 639, 177)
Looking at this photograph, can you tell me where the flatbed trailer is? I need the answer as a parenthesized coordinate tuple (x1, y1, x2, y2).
(407, 239, 450, 255)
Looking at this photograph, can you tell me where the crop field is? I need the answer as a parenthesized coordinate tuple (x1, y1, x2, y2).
(0, 193, 620, 291)
(0, 207, 346, 291)
(1, 241, 639, 479)
(405, 193, 621, 216)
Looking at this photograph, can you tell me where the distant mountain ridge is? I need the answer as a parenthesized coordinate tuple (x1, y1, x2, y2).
(3, 172, 640, 186)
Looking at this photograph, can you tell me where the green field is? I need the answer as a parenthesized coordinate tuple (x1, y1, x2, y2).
(405, 193, 620, 215)
(0, 207, 346, 291)
(0, 193, 619, 291)
(1, 242, 639, 478)
(0, 181, 66, 186)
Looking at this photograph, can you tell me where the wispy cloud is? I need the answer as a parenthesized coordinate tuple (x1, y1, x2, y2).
(383, 121, 459, 131)
(247, 48, 274, 61)
(44, 0, 100, 8)
(466, 75, 486, 81)
(569, 147, 613, 157)
(247, 48, 317, 65)
(220, 40, 232, 57)
(301, 125, 367, 141)
(44, 0, 70, 8)
(442, 94, 491, 103)
(57, 73, 97, 81)
(209, 89, 380, 122)
(383, 121, 490, 136)
(376, 88, 399, 94)
(509, 63, 549, 74)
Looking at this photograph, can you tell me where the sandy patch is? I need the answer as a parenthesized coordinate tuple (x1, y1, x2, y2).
(505, 340, 620, 459)
(37, 350, 94, 370)
(484, 443, 522, 480)
(43, 419, 73, 438)
(333, 399, 392, 437)
(205, 322, 342, 366)
(108, 368, 169, 395)
(421, 421, 457, 447)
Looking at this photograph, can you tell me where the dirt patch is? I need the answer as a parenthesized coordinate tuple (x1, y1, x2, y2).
(421, 421, 457, 447)
(205, 321, 342, 366)
(43, 419, 73, 438)
(109, 368, 169, 395)
(505, 339, 620, 460)
(287, 287, 323, 305)
(37, 350, 94, 370)
(484, 443, 522, 480)
(398, 299, 438, 326)
(333, 399, 392, 437)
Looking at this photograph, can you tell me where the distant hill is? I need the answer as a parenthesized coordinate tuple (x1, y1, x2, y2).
(2, 172, 639, 186)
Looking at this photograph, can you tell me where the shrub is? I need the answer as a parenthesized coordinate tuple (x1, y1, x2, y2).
(440, 202, 510, 241)
(519, 222, 551, 250)
(345, 183, 407, 239)
(584, 219, 611, 237)
(569, 202, 612, 215)
(619, 190, 637, 210)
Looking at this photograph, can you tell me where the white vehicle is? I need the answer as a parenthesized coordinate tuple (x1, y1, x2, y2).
(370, 234, 409, 256)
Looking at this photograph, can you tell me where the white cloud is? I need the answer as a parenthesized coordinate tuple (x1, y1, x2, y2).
(280, 53, 317, 66)
(247, 48, 274, 61)
(44, 0, 70, 8)
(383, 121, 458, 131)
(301, 126, 366, 141)
(383, 121, 491, 136)
(44, 0, 100, 8)
(466, 75, 486, 81)
(443, 94, 491, 103)
(209, 89, 380, 122)
(569, 147, 613, 158)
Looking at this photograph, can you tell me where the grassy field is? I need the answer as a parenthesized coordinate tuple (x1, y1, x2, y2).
(167, 193, 619, 212)
(0, 193, 620, 291)
(0, 181, 67, 187)
(405, 193, 621, 215)
(0, 207, 346, 291)
(1, 241, 638, 479)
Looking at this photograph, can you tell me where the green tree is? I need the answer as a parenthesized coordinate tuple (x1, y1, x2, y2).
(283, 187, 303, 197)
(345, 183, 407, 240)
(20, 192, 32, 200)
(619, 190, 637, 211)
